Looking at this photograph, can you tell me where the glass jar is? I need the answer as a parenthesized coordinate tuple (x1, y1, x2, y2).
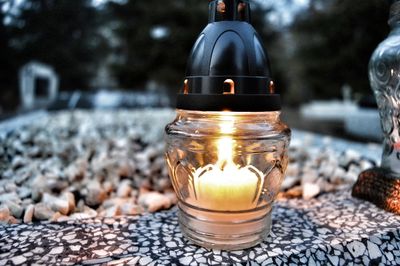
(369, 0, 400, 175)
(165, 110, 291, 250)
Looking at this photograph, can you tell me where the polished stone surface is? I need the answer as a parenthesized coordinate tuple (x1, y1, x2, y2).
(1, 190, 400, 265)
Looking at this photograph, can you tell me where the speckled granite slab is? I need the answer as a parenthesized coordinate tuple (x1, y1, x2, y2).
(1, 190, 399, 266)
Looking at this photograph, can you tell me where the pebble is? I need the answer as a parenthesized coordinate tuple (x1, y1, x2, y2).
(281, 176, 300, 191)
(4, 201, 23, 218)
(21, 198, 33, 207)
(340, 149, 361, 166)
(0, 206, 10, 223)
(65, 160, 86, 182)
(302, 169, 319, 184)
(42, 193, 70, 215)
(64, 192, 76, 213)
(281, 186, 302, 198)
(56, 215, 70, 222)
(103, 181, 114, 194)
(330, 168, 347, 184)
(4, 182, 17, 192)
(67, 206, 97, 220)
(105, 205, 121, 217)
(50, 212, 64, 222)
(68, 213, 92, 220)
(117, 180, 132, 198)
(23, 205, 34, 223)
(360, 159, 374, 171)
(18, 187, 31, 199)
(303, 183, 321, 200)
(164, 191, 178, 205)
(117, 159, 135, 177)
(103, 198, 131, 209)
(46, 179, 69, 192)
(83, 206, 98, 218)
(138, 192, 172, 213)
(7, 216, 18, 224)
(34, 203, 55, 220)
(0, 192, 20, 204)
(31, 175, 46, 202)
(286, 163, 300, 177)
(120, 203, 141, 216)
(11, 156, 27, 170)
(86, 181, 107, 207)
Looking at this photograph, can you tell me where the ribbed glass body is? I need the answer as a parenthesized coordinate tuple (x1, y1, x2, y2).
(165, 110, 291, 250)
(369, 2, 400, 175)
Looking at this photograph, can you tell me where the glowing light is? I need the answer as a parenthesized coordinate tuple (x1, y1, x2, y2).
(193, 115, 264, 211)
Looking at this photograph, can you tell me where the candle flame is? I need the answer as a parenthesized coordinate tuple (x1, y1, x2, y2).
(191, 115, 264, 211)
(216, 116, 235, 169)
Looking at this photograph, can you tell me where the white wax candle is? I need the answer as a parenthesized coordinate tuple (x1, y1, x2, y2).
(193, 163, 263, 211)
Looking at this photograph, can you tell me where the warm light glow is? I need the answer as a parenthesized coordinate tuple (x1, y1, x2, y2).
(216, 116, 235, 167)
(193, 115, 264, 211)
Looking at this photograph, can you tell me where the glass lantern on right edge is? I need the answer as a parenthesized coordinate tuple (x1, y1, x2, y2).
(165, 0, 291, 250)
(369, 0, 400, 175)
(353, 0, 400, 214)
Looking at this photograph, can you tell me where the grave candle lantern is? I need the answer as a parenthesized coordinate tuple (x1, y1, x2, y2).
(165, 0, 291, 250)
(353, 0, 400, 214)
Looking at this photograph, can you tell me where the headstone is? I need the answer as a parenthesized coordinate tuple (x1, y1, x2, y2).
(19, 61, 59, 110)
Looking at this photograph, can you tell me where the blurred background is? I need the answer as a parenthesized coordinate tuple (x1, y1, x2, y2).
(0, 0, 390, 141)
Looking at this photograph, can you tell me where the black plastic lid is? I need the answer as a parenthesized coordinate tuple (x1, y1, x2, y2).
(176, 0, 280, 112)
